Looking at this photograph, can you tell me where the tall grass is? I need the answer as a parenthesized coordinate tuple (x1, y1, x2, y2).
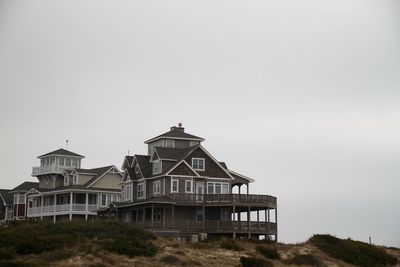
(310, 234, 397, 267)
(0, 221, 157, 260)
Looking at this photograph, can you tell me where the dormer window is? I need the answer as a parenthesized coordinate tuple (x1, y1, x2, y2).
(153, 161, 162, 175)
(165, 139, 174, 148)
(135, 164, 140, 175)
(73, 174, 78, 184)
(192, 158, 205, 171)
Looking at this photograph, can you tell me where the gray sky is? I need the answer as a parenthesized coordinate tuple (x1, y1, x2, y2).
(0, 0, 399, 247)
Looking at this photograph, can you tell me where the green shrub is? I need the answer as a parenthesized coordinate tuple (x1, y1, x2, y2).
(240, 257, 274, 267)
(255, 245, 279, 259)
(0, 246, 16, 260)
(0, 221, 158, 258)
(100, 239, 157, 257)
(310, 234, 398, 267)
(284, 254, 323, 266)
(220, 240, 244, 251)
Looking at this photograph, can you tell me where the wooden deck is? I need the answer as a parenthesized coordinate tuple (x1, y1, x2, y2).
(130, 220, 277, 235)
(167, 193, 277, 208)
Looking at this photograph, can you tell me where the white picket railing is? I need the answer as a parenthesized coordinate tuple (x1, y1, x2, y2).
(28, 204, 99, 215)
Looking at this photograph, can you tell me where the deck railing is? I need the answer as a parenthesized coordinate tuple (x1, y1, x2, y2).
(27, 204, 98, 216)
(130, 219, 277, 233)
(168, 193, 277, 206)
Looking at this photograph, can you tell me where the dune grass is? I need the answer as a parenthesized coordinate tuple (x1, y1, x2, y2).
(310, 234, 397, 267)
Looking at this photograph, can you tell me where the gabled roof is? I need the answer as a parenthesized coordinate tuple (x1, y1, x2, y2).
(219, 162, 228, 170)
(135, 155, 152, 178)
(10, 181, 39, 193)
(82, 166, 119, 188)
(144, 127, 205, 144)
(0, 189, 13, 205)
(38, 148, 85, 159)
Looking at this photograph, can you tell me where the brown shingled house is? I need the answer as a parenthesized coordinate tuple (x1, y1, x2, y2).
(102, 124, 278, 241)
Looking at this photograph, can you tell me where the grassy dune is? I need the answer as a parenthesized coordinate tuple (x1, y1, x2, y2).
(0, 222, 398, 267)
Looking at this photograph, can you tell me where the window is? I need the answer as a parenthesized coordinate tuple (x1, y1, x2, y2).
(196, 207, 204, 221)
(64, 176, 69, 186)
(106, 194, 111, 205)
(171, 179, 179, 193)
(165, 139, 174, 148)
(192, 158, 205, 171)
(123, 184, 132, 201)
(190, 141, 200, 147)
(135, 164, 140, 174)
(101, 194, 107, 207)
(185, 180, 194, 193)
(153, 160, 162, 175)
(14, 194, 18, 204)
(19, 195, 25, 204)
(153, 180, 161, 195)
(66, 158, 71, 166)
(73, 174, 78, 184)
(59, 157, 64, 166)
(207, 182, 229, 194)
(137, 183, 144, 199)
(72, 159, 78, 168)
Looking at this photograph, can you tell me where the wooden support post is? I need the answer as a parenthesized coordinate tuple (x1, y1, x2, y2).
(85, 193, 89, 221)
(40, 195, 43, 220)
(267, 208, 270, 239)
(69, 192, 73, 221)
(202, 205, 205, 232)
(275, 208, 278, 242)
(172, 205, 175, 225)
(162, 207, 166, 228)
(247, 206, 251, 238)
(232, 205, 236, 239)
(151, 205, 154, 228)
(257, 209, 260, 229)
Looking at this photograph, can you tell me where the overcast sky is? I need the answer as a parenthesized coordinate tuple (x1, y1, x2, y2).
(0, 0, 399, 247)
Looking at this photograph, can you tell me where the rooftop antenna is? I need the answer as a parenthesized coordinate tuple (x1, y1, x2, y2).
(66, 140, 69, 150)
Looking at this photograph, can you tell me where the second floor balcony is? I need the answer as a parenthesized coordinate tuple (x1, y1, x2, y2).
(32, 164, 73, 176)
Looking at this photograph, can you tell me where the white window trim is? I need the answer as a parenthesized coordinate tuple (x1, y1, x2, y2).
(185, 180, 194, 193)
(165, 139, 175, 148)
(137, 183, 144, 199)
(153, 160, 162, 175)
(72, 174, 79, 185)
(207, 182, 229, 194)
(192, 158, 205, 171)
(64, 176, 69, 186)
(153, 180, 161, 195)
(171, 179, 179, 193)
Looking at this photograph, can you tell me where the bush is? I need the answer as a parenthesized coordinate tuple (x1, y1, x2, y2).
(0, 221, 158, 258)
(255, 245, 279, 260)
(0, 246, 16, 260)
(310, 234, 398, 267)
(220, 240, 244, 251)
(284, 254, 323, 266)
(240, 257, 273, 267)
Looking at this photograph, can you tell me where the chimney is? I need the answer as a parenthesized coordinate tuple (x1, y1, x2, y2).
(170, 123, 185, 132)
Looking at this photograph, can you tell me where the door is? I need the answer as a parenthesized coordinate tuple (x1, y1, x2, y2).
(196, 181, 204, 202)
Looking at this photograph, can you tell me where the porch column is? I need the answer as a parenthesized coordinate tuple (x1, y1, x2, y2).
(232, 205, 236, 239)
(267, 208, 270, 236)
(172, 205, 175, 225)
(238, 184, 241, 194)
(85, 193, 89, 221)
(143, 207, 146, 224)
(162, 207, 166, 228)
(247, 184, 249, 195)
(202, 205, 205, 232)
(40, 195, 44, 220)
(151, 204, 154, 228)
(53, 194, 57, 223)
(275, 208, 278, 242)
(135, 208, 138, 223)
(247, 206, 251, 238)
(69, 192, 73, 221)
(257, 209, 260, 230)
